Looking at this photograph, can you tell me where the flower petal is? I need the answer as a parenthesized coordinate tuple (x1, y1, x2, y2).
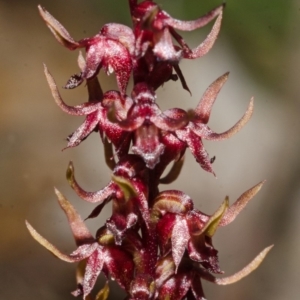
(100, 23, 135, 56)
(194, 72, 229, 123)
(83, 248, 105, 298)
(25, 221, 97, 262)
(188, 234, 222, 274)
(153, 27, 182, 62)
(54, 188, 94, 245)
(199, 98, 254, 141)
(200, 197, 229, 237)
(82, 39, 105, 79)
(164, 4, 223, 31)
(152, 108, 188, 131)
(131, 181, 151, 227)
(154, 133, 186, 181)
(171, 216, 190, 272)
(177, 128, 215, 175)
(155, 255, 176, 289)
(77, 51, 86, 72)
(106, 213, 134, 245)
(82, 38, 132, 94)
(214, 245, 274, 285)
(111, 175, 138, 201)
(132, 125, 165, 169)
(104, 247, 135, 290)
(186, 210, 210, 234)
(220, 181, 265, 227)
(65, 110, 101, 149)
(44, 65, 101, 115)
(153, 190, 194, 215)
(113, 113, 145, 131)
(158, 269, 191, 300)
(183, 11, 223, 59)
(67, 162, 116, 203)
(38, 5, 80, 50)
(99, 109, 132, 159)
(108, 47, 132, 95)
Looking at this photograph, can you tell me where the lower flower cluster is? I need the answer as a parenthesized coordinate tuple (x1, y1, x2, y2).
(26, 157, 271, 299)
(26, 1, 272, 299)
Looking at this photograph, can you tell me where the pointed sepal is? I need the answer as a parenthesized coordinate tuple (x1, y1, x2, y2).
(38, 5, 80, 50)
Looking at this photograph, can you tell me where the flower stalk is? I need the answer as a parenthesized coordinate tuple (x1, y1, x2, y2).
(27, 1, 272, 299)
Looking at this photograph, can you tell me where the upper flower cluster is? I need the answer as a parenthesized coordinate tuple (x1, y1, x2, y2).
(38, 1, 223, 94)
(27, 1, 272, 300)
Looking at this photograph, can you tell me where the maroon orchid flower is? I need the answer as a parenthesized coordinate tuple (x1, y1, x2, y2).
(131, 1, 223, 60)
(111, 82, 188, 169)
(174, 72, 254, 175)
(26, 189, 134, 299)
(44, 64, 132, 157)
(142, 72, 254, 180)
(152, 182, 273, 299)
(129, 1, 224, 92)
(152, 182, 270, 272)
(66, 155, 151, 241)
(155, 242, 272, 300)
(38, 5, 134, 94)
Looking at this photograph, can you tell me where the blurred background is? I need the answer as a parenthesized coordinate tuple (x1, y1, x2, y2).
(1, 0, 299, 299)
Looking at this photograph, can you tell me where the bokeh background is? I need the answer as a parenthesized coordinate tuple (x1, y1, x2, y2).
(1, 0, 300, 299)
